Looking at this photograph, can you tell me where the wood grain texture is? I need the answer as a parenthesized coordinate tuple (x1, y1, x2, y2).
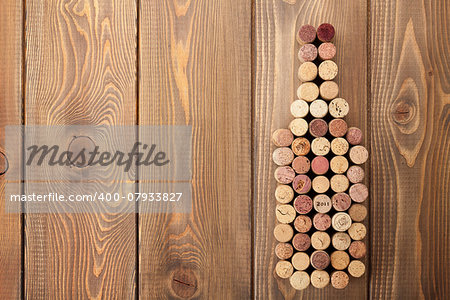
(255, 0, 368, 298)
(138, 0, 252, 298)
(24, 0, 136, 298)
(370, 0, 449, 299)
(0, 0, 22, 299)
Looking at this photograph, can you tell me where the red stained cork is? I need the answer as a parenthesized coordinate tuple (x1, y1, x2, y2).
(313, 213, 332, 231)
(292, 174, 312, 194)
(294, 215, 313, 233)
(309, 119, 328, 137)
(349, 241, 367, 259)
(346, 127, 363, 145)
(294, 195, 313, 214)
(292, 156, 311, 174)
(274, 166, 296, 184)
(329, 119, 348, 137)
(311, 156, 329, 175)
(291, 137, 311, 156)
(298, 44, 318, 62)
(349, 183, 369, 203)
(292, 233, 311, 251)
(317, 23, 335, 42)
(332, 193, 352, 211)
(297, 25, 316, 44)
(310, 250, 330, 270)
(318, 42, 336, 60)
(347, 165, 365, 183)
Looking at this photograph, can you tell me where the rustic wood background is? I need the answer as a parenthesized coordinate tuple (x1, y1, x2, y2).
(0, 0, 448, 299)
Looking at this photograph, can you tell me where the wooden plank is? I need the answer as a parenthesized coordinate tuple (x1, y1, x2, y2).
(370, 0, 449, 298)
(254, 0, 368, 298)
(0, 0, 22, 299)
(24, 0, 137, 298)
(138, 0, 252, 298)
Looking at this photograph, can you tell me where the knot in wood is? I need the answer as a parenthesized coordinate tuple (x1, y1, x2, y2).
(67, 135, 96, 168)
(0, 151, 9, 175)
(392, 100, 414, 124)
(171, 268, 197, 298)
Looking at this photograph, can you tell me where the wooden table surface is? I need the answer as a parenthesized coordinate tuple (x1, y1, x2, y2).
(0, 0, 448, 299)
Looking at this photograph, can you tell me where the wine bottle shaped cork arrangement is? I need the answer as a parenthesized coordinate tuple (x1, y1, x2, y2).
(272, 23, 369, 290)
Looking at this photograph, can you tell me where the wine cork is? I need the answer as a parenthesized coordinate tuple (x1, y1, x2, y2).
(330, 251, 350, 270)
(348, 222, 367, 241)
(331, 271, 349, 289)
(317, 23, 335, 42)
(298, 44, 318, 62)
(313, 213, 332, 231)
(294, 215, 312, 233)
(274, 224, 294, 242)
(310, 250, 330, 270)
(298, 62, 318, 82)
(319, 81, 339, 100)
(312, 176, 330, 193)
(310, 99, 328, 118)
(293, 195, 313, 214)
(275, 260, 294, 279)
(331, 137, 349, 156)
(272, 147, 294, 166)
(313, 194, 332, 213)
(272, 128, 294, 147)
(292, 252, 310, 270)
(332, 193, 351, 211)
(318, 60, 338, 81)
(349, 145, 369, 164)
(329, 98, 349, 118)
(346, 127, 363, 145)
(348, 204, 367, 222)
(276, 204, 296, 224)
(330, 156, 349, 174)
(290, 271, 310, 290)
(330, 174, 349, 193)
(328, 119, 348, 137)
(311, 137, 330, 156)
(291, 137, 310, 156)
(310, 270, 330, 289)
(289, 118, 309, 136)
(297, 82, 319, 102)
(292, 156, 310, 174)
(318, 42, 336, 60)
(347, 165, 365, 183)
(349, 183, 368, 203)
(311, 231, 331, 250)
(311, 156, 329, 175)
(275, 185, 294, 204)
(332, 232, 351, 250)
(349, 241, 367, 259)
(292, 174, 311, 194)
(290, 100, 309, 118)
(297, 24, 316, 44)
(275, 243, 294, 260)
(332, 212, 352, 232)
(274, 166, 295, 184)
(292, 233, 311, 251)
(309, 119, 328, 137)
(348, 260, 366, 278)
